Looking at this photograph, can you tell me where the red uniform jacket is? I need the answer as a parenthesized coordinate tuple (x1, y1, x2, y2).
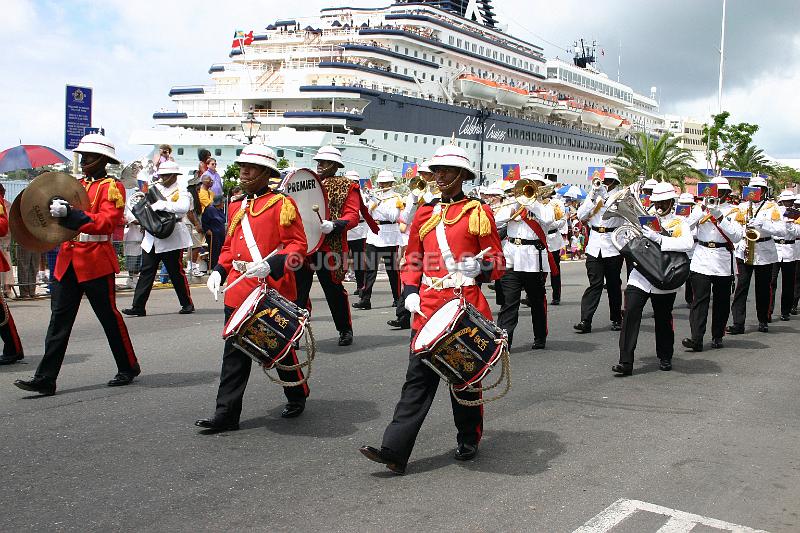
(319, 180, 360, 255)
(401, 196, 505, 330)
(55, 177, 126, 283)
(0, 198, 9, 272)
(217, 192, 307, 309)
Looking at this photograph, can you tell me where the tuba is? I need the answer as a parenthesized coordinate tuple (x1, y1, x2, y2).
(601, 181, 653, 251)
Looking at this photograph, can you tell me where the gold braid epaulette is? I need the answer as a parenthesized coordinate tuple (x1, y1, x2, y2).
(665, 218, 683, 238)
(227, 194, 287, 237)
(99, 178, 125, 209)
(419, 200, 490, 239)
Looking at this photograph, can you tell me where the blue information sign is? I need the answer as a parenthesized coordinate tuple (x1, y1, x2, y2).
(65, 85, 92, 150)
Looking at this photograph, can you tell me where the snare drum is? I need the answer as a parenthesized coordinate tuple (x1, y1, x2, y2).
(223, 285, 309, 368)
(411, 298, 507, 390)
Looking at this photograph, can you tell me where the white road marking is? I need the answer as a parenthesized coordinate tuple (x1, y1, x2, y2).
(574, 498, 769, 533)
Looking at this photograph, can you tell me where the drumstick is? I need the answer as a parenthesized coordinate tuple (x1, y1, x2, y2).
(425, 247, 493, 292)
(222, 250, 279, 293)
(312, 204, 323, 223)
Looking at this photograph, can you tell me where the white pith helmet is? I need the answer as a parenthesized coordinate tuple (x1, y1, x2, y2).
(678, 192, 695, 204)
(429, 145, 476, 180)
(74, 133, 121, 164)
(376, 170, 395, 184)
(748, 175, 768, 188)
(711, 176, 732, 191)
(603, 167, 621, 183)
(418, 160, 432, 174)
(650, 181, 678, 202)
(235, 144, 280, 175)
(643, 178, 659, 190)
(345, 169, 360, 181)
(777, 190, 796, 202)
(521, 168, 548, 185)
(157, 160, 182, 176)
(313, 145, 345, 168)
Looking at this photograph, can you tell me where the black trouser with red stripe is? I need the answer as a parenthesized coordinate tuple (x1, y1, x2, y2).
(295, 252, 352, 334)
(619, 286, 677, 365)
(131, 247, 193, 311)
(580, 253, 624, 324)
(361, 244, 400, 303)
(381, 339, 482, 466)
(769, 261, 796, 317)
(549, 251, 561, 302)
(731, 260, 773, 327)
(213, 306, 309, 423)
(0, 307, 23, 357)
(348, 238, 367, 292)
(36, 266, 138, 382)
(498, 269, 547, 345)
(688, 272, 733, 343)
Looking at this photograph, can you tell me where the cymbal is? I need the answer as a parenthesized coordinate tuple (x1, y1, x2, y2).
(16, 172, 89, 249)
(10, 192, 55, 253)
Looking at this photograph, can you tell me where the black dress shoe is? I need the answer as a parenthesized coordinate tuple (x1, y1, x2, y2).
(281, 402, 305, 418)
(0, 353, 24, 365)
(725, 324, 745, 335)
(108, 366, 140, 386)
(391, 299, 398, 307)
(549, 299, 560, 306)
(780, 314, 790, 321)
(195, 417, 240, 432)
(573, 321, 592, 334)
(352, 300, 371, 310)
(454, 443, 478, 461)
(611, 363, 632, 376)
(121, 307, 146, 317)
(387, 319, 410, 330)
(767, 316, 772, 323)
(610, 321, 622, 331)
(14, 377, 56, 396)
(758, 323, 768, 333)
(520, 298, 530, 307)
(659, 359, 672, 371)
(179, 304, 195, 314)
(338, 330, 353, 346)
(531, 340, 546, 350)
(681, 338, 703, 352)
(359, 445, 405, 475)
(791, 307, 798, 316)
(711, 338, 724, 349)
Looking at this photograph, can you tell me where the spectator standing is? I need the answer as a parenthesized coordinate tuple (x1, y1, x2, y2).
(197, 175, 214, 213)
(203, 158, 223, 197)
(201, 195, 225, 270)
(16, 244, 39, 298)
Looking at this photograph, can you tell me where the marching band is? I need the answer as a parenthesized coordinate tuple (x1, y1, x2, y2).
(6, 131, 800, 475)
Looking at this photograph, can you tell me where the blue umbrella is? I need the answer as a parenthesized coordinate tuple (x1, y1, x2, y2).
(557, 184, 586, 200)
(0, 144, 70, 172)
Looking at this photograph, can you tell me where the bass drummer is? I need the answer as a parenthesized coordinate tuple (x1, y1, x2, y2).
(360, 144, 504, 474)
(197, 144, 309, 432)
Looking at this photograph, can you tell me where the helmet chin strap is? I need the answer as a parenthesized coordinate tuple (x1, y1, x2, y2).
(82, 155, 108, 178)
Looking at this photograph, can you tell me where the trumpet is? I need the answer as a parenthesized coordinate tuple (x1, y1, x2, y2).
(408, 176, 427, 194)
(591, 178, 603, 189)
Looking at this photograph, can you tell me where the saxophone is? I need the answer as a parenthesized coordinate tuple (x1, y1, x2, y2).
(744, 202, 760, 265)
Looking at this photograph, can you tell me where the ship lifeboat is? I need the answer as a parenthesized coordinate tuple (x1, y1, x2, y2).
(619, 119, 632, 131)
(495, 83, 528, 109)
(602, 112, 623, 129)
(455, 74, 498, 103)
(553, 100, 581, 122)
(580, 107, 604, 127)
(526, 91, 556, 115)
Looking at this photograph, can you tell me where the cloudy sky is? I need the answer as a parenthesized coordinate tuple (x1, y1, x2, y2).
(2, 0, 798, 163)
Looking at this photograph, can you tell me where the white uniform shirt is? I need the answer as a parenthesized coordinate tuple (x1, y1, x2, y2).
(732, 201, 786, 265)
(545, 198, 567, 252)
(347, 188, 369, 241)
(686, 203, 744, 276)
(495, 201, 554, 272)
(366, 191, 403, 247)
(141, 182, 192, 254)
(774, 206, 800, 262)
(577, 192, 624, 258)
(627, 213, 694, 294)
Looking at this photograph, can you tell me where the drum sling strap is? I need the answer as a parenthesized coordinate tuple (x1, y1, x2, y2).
(520, 213, 559, 275)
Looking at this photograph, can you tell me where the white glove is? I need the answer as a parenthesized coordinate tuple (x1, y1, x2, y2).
(454, 256, 482, 279)
(404, 292, 424, 317)
(642, 227, 662, 244)
(150, 200, 168, 212)
(207, 271, 221, 301)
(243, 260, 271, 279)
(49, 199, 70, 218)
(320, 220, 334, 234)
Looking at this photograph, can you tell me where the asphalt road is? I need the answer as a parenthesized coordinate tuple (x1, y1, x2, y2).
(1, 261, 798, 532)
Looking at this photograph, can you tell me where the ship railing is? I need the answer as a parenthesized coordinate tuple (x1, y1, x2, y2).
(167, 108, 362, 119)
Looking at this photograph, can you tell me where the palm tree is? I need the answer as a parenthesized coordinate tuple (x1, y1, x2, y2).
(725, 144, 769, 174)
(608, 131, 704, 190)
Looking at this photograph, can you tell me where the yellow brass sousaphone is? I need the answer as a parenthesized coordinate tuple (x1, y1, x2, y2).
(10, 172, 90, 252)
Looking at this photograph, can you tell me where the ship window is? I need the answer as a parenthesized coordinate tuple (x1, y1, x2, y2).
(414, 50, 418, 57)
(423, 137, 427, 144)
(404, 135, 408, 142)
(394, 134, 398, 141)
(235, 149, 242, 156)
(404, 68, 408, 75)
(214, 148, 222, 156)
(456, 39, 461, 47)
(296, 151, 303, 158)
(383, 155, 387, 161)
(471, 43, 476, 52)
(449, 36, 454, 45)
(177, 148, 184, 155)
(448, 60, 452, 66)
(384, 132, 388, 140)
(414, 136, 418, 143)
(394, 45, 398, 52)
(276, 149, 284, 157)
(422, 73, 426, 80)
(372, 154, 376, 161)
(405, 48, 408, 54)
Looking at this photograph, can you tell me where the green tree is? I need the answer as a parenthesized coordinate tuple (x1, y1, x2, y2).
(222, 162, 239, 195)
(277, 157, 289, 170)
(608, 131, 703, 190)
(702, 111, 761, 174)
(768, 165, 800, 194)
(726, 144, 770, 174)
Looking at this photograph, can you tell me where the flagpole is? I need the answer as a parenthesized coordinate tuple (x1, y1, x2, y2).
(717, 0, 726, 113)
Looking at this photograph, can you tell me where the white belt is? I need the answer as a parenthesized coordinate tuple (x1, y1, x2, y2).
(422, 273, 476, 290)
(74, 233, 111, 242)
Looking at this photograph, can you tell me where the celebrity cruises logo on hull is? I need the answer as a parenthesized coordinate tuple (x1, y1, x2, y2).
(458, 117, 506, 141)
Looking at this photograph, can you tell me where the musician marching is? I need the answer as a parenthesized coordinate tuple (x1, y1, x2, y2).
(768, 190, 799, 322)
(197, 145, 309, 431)
(677, 191, 698, 306)
(681, 177, 743, 352)
(14, 134, 139, 395)
(544, 173, 567, 305)
(613, 182, 693, 375)
(122, 160, 195, 317)
(494, 170, 555, 350)
(574, 167, 625, 334)
(0, 190, 23, 366)
(727, 176, 786, 334)
(353, 170, 404, 311)
(295, 146, 361, 346)
(389, 161, 437, 330)
(360, 145, 504, 474)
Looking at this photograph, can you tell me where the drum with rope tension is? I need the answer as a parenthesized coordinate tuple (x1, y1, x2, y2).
(411, 298, 510, 405)
(277, 168, 329, 255)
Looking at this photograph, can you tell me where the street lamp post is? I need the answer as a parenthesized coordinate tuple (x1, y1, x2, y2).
(241, 106, 261, 144)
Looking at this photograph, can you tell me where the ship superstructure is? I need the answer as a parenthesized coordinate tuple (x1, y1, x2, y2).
(130, 0, 665, 185)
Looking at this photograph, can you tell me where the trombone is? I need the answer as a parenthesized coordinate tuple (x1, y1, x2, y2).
(508, 179, 556, 221)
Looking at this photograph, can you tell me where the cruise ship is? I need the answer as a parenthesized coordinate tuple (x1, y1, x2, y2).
(129, 0, 665, 185)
